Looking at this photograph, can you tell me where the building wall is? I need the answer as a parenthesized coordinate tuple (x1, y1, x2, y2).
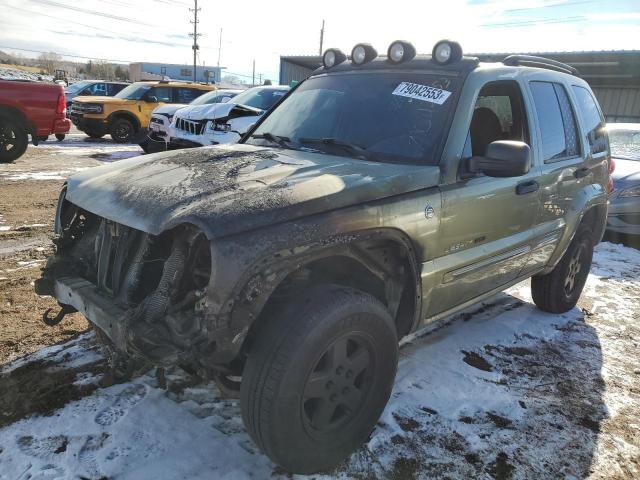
(279, 61, 315, 85)
(129, 62, 222, 83)
(593, 87, 640, 123)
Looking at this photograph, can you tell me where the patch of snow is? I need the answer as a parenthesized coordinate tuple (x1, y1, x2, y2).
(0, 243, 638, 479)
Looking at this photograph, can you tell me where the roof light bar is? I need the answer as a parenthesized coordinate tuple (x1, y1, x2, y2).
(432, 40, 463, 65)
(387, 41, 416, 64)
(351, 43, 378, 65)
(322, 48, 347, 69)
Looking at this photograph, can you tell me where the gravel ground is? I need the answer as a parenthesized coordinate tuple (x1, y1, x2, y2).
(0, 136, 638, 479)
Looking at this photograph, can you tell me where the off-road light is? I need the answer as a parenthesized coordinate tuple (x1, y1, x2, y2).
(432, 40, 463, 65)
(351, 43, 377, 65)
(387, 40, 416, 64)
(323, 48, 347, 68)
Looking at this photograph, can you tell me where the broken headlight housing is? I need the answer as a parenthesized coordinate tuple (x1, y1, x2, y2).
(207, 121, 231, 133)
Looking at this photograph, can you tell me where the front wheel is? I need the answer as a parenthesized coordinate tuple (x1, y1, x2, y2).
(531, 224, 594, 313)
(110, 118, 135, 143)
(240, 285, 398, 474)
(0, 116, 28, 163)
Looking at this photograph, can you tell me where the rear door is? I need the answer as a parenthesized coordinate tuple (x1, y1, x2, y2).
(426, 80, 541, 317)
(520, 80, 586, 275)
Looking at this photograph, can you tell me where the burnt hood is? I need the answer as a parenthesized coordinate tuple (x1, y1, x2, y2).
(65, 144, 440, 239)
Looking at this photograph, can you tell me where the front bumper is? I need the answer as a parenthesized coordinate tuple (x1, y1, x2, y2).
(69, 113, 109, 135)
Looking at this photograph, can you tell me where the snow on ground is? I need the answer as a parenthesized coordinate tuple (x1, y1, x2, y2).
(0, 135, 143, 183)
(0, 66, 53, 82)
(0, 242, 638, 480)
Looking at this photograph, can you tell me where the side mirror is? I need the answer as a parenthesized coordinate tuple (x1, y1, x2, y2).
(145, 95, 158, 103)
(468, 140, 531, 177)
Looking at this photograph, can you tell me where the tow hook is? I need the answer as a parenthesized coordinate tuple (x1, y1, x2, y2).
(42, 304, 76, 326)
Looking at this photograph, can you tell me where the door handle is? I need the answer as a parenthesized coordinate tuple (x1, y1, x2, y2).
(574, 167, 590, 179)
(516, 180, 539, 195)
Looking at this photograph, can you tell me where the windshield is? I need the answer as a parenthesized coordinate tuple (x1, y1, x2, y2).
(231, 88, 288, 111)
(247, 73, 461, 165)
(190, 90, 238, 106)
(65, 81, 93, 93)
(609, 129, 640, 161)
(114, 83, 150, 100)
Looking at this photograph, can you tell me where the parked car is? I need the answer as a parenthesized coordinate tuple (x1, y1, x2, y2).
(64, 80, 129, 108)
(606, 123, 640, 239)
(0, 78, 70, 162)
(169, 85, 289, 148)
(37, 40, 611, 474)
(69, 80, 215, 143)
(142, 88, 241, 153)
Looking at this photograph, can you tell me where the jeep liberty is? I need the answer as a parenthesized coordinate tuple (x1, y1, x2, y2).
(36, 40, 611, 473)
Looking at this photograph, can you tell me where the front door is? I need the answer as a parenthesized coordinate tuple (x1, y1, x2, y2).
(425, 80, 541, 318)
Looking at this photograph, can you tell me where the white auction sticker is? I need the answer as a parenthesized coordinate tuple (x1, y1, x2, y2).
(392, 82, 452, 105)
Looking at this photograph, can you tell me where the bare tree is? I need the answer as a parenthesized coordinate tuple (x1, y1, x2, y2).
(38, 52, 62, 74)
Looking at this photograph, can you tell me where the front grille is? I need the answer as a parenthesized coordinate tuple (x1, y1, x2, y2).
(175, 117, 206, 135)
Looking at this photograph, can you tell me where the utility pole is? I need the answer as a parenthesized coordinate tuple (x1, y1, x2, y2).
(189, 0, 201, 82)
(252, 59, 255, 86)
(217, 28, 222, 67)
(319, 20, 325, 55)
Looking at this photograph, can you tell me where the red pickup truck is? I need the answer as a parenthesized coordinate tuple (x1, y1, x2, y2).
(0, 79, 71, 163)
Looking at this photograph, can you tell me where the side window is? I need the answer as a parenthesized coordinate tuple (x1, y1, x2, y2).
(175, 88, 203, 104)
(148, 87, 172, 102)
(107, 83, 126, 96)
(572, 85, 607, 155)
(530, 81, 579, 162)
(468, 80, 528, 157)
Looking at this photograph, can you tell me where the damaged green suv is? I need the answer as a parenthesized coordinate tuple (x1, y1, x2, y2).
(37, 40, 611, 473)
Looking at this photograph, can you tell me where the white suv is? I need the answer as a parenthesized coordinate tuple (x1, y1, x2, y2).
(170, 85, 290, 149)
(143, 89, 241, 153)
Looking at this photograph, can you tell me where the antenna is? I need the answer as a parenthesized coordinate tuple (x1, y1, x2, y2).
(319, 20, 325, 55)
(189, 0, 202, 82)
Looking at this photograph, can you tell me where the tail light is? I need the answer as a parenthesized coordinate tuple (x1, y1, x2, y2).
(607, 158, 615, 193)
(56, 93, 67, 115)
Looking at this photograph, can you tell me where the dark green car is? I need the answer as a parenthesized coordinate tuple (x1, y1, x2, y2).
(37, 40, 610, 474)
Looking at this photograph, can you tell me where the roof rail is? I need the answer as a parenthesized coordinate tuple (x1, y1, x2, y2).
(502, 55, 579, 76)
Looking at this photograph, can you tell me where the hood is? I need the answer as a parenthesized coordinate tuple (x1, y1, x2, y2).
(611, 157, 640, 188)
(176, 102, 262, 121)
(153, 104, 187, 116)
(73, 96, 134, 106)
(65, 144, 440, 239)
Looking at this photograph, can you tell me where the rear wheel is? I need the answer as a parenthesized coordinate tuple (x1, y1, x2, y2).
(55, 134, 65, 141)
(240, 285, 398, 474)
(531, 224, 594, 313)
(0, 116, 28, 163)
(110, 118, 136, 143)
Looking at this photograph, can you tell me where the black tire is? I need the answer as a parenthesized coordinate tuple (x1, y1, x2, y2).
(110, 118, 136, 143)
(55, 134, 65, 141)
(240, 285, 398, 474)
(38, 135, 49, 142)
(85, 131, 104, 139)
(0, 116, 29, 163)
(531, 224, 594, 313)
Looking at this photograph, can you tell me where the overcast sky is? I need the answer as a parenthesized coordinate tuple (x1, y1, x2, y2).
(1, 0, 639, 83)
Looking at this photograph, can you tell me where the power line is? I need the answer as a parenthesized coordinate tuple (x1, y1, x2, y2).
(0, 45, 134, 64)
(31, 0, 160, 27)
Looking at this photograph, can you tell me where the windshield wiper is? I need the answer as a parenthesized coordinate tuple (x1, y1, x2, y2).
(298, 137, 370, 160)
(250, 132, 293, 149)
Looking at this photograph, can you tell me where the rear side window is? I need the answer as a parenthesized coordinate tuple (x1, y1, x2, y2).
(175, 88, 204, 104)
(530, 81, 579, 162)
(107, 83, 126, 96)
(572, 85, 607, 155)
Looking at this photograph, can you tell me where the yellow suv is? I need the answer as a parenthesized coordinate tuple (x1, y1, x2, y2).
(69, 81, 215, 143)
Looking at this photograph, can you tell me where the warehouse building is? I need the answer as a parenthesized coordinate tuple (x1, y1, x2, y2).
(129, 62, 223, 83)
(280, 50, 640, 123)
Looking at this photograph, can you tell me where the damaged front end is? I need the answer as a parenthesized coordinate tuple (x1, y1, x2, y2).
(36, 188, 213, 368)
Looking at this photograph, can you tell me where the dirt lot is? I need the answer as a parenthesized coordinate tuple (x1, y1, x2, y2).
(0, 134, 141, 363)
(0, 137, 638, 479)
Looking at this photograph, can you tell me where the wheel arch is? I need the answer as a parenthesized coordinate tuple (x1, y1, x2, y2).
(107, 110, 141, 131)
(229, 229, 422, 358)
(0, 105, 35, 136)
